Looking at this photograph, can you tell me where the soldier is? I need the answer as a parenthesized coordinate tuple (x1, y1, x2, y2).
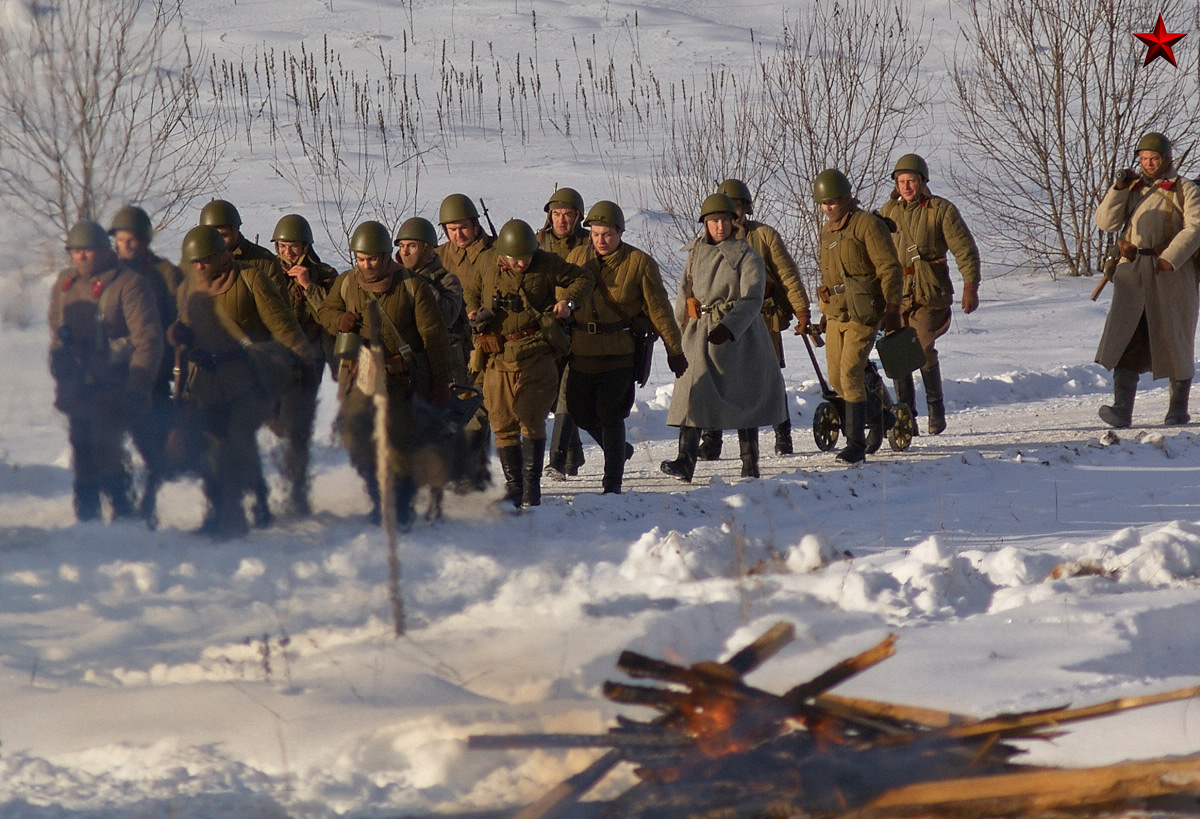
(1095, 132, 1200, 428)
(318, 221, 455, 528)
(198, 199, 276, 285)
(564, 201, 687, 493)
(267, 213, 339, 516)
(538, 187, 590, 480)
(465, 219, 593, 508)
(169, 226, 316, 538)
(436, 193, 496, 490)
(698, 179, 813, 461)
(49, 220, 163, 522)
(877, 154, 981, 434)
(813, 169, 903, 464)
(661, 194, 785, 482)
(395, 216, 468, 387)
(106, 205, 183, 524)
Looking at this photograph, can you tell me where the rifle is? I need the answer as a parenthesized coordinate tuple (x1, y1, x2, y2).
(1090, 234, 1120, 301)
(479, 198, 497, 238)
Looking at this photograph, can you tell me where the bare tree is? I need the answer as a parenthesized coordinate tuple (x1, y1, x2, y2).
(950, 0, 1200, 277)
(0, 0, 225, 237)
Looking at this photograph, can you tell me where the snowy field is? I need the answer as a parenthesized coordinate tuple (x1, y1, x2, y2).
(3, 0, 1200, 816)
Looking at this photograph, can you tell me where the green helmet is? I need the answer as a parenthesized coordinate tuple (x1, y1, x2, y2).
(348, 221, 394, 256)
(1136, 132, 1172, 158)
(812, 169, 853, 203)
(198, 199, 242, 227)
(108, 205, 153, 241)
(394, 216, 439, 247)
(65, 220, 112, 251)
(543, 186, 584, 214)
(698, 193, 737, 222)
(718, 179, 753, 213)
(438, 193, 480, 225)
(892, 153, 929, 181)
(180, 225, 227, 263)
(271, 214, 313, 245)
(582, 200, 626, 231)
(494, 219, 538, 257)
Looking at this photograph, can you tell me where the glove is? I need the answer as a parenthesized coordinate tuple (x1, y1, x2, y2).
(881, 303, 902, 334)
(818, 314, 827, 334)
(337, 312, 361, 333)
(667, 353, 688, 378)
(793, 308, 811, 335)
(1114, 168, 1136, 189)
(468, 307, 495, 332)
(1156, 256, 1176, 273)
(165, 321, 194, 348)
(707, 324, 733, 345)
(429, 381, 452, 408)
(961, 282, 979, 314)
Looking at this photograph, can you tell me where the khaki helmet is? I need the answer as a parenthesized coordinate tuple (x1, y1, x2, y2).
(198, 199, 242, 227)
(543, 186, 585, 214)
(437, 193, 479, 225)
(1136, 132, 1172, 159)
(718, 179, 754, 213)
(65, 220, 112, 251)
(892, 153, 929, 181)
(582, 200, 626, 231)
(348, 220, 394, 256)
(698, 193, 737, 222)
(271, 214, 314, 245)
(108, 205, 153, 242)
(180, 225, 228, 263)
(812, 169, 853, 203)
(494, 219, 538, 257)
(394, 216, 439, 247)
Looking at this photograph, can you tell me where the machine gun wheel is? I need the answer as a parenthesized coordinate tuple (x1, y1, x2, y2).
(813, 402, 841, 452)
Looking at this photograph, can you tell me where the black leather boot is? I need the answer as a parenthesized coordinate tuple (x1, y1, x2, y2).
(1099, 368, 1138, 428)
(836, 402, 868, 464)
(74, 481, 101, 522)
(600, 423, 627, 494)
(922, 364, 946, 435)
(738, 427, 760, 478)
(1166, 378, 1192, 425)
(544, 413, 570, 480)
(697, 429, 723, 460)
(521, 437, 546, 508)
(496, 444, 524, 508)
(773, 418, 793, 455)
(564, 421, 585, 476)
(104, 471, 136, 520)
(661, 426, 700, 482)
(394, 475, 416, 532)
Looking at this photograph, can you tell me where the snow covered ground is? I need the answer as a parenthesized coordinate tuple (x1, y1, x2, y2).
(3, 0, 1200, 816)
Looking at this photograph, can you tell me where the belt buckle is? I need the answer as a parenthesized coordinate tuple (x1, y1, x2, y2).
(587, 321, 599, 334)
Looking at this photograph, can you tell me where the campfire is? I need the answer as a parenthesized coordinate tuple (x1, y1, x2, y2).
(469, 622, 1200, 817)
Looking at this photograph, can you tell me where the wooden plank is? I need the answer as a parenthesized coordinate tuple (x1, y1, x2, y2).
(782, 634, 898, 706)
(814, 692, 969, 729)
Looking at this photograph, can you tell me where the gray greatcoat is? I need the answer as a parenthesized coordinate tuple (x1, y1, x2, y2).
(1095, 174, 1200, 380)
(666, 236, 786, 429)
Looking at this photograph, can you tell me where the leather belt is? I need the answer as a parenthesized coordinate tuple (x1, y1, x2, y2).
(505, 326, 539, 342)
(1137, 248, 1158, 256)
(577, 320, 628, 334)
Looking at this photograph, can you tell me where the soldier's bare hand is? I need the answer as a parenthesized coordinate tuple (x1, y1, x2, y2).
(552, 299, 573, 320)
(961, 283, 979, 314)
(287, 264, 311, 289)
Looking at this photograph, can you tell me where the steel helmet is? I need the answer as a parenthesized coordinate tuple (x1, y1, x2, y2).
(108, 205, 153, 241)
(65, 220, 112, 251)
(1136, 132, 1172, 159)
(718, 179, 754, 213)
(892, 153, 929, 181)
(198, 199, 242, 227)
(698, 193, 737, 222)
(543, 187, 585, 214)
(812, 169, 853, 203)
(271, 214, 314, 245)
(180, 225, 228, 263)
(394, 217, 439, 247)
(437, 193, 480, 225)
(494, 219, 539, 258)
(582, 200, 626, 231)
(348, 221, 394, 256)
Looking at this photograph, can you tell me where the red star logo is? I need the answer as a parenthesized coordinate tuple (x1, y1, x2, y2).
(1135, 15, 1187, 67)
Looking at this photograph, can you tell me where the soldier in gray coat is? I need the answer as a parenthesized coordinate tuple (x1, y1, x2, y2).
(661, 194, 786, 482)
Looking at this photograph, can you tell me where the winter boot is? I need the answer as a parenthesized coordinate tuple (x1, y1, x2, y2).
(544, 413, 570, 480)
(496, 444, 524, 508)
(773, 418, 794, 456)
(104, 471, 136, 520)
(738, 427, 761, 478)
(521, 437, 546, 508)
(922, 363, 946, 435)
(281, 440, 312, 517)
(139, 470, 163, 530)
(600, 423, 628, 494)
(1166, 379, 1192, 425)
(394, 475, 416, 532)
(1099, 367, 1138, 428)
(564, 422, 585, 476)
(836, 401, 868, 464)
(251, 473, 273, 529)
(697, 429, 723, 461)
(363, 472, 382, 525)
(74, 481, 102, 522)
(893, 372, 919, 436)
(660, 426, 700, 482)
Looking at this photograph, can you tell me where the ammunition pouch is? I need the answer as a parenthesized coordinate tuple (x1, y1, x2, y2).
(686, 297, 702, 319)
(907, 258, 951, 311)
(536, 312, 572, 358)
(844, 273, 885, 327)
(476, 333, 504, 354)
